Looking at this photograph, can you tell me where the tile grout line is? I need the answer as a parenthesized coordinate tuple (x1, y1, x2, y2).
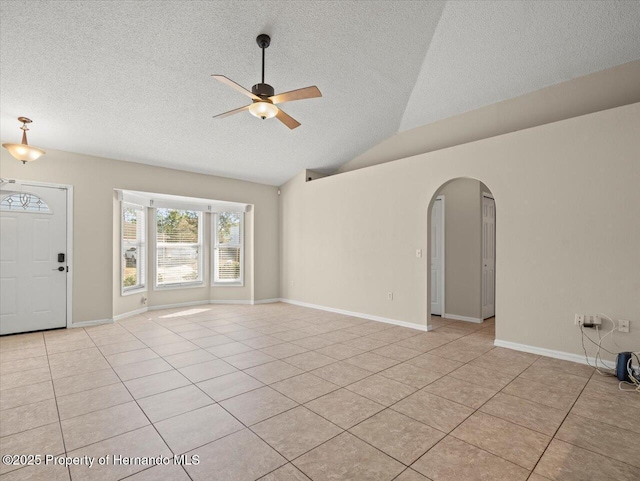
(136, 312, 408, 478)
(88, 329, 196, 481)
(1, 312, 490, 476)
(525, 367, 595, 478)
(248, 321, 502, 479)
(249, 320, 503, 478)
(44, 330, 72, 481)
(139, 314, 309, 479)
(114, 310, 330, 479)
(6, 308, 634, 480)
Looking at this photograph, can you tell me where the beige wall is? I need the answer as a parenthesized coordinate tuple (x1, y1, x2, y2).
(437, 178, 483, 320)
(279, 103, 640, 359)
(338, 60, 640, 174)
(0, 149, 279, 324)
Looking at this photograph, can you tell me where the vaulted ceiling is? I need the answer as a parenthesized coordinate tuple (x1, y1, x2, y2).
(1, 1, 639, 185)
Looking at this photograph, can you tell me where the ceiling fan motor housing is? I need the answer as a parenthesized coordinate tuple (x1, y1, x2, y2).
(252, 83, 275, 98)
(256, 34, 271, 49)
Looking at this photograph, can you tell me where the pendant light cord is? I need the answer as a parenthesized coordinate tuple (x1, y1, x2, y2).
(261, 47, 265, 84)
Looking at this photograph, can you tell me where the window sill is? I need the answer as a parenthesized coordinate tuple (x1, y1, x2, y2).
(212, 282, 244, 287)
(121, 287, 147, 297)
(154, 282, 205, 291)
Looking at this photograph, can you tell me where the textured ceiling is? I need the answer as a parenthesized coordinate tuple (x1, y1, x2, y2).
(400, 1, 640, 131)
(1, 1, 639, 186)
(0, 0, 441, 185)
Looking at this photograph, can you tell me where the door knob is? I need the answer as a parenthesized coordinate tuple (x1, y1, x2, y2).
(52, 266, 65, 272)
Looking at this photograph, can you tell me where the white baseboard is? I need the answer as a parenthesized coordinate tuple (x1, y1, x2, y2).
(209, 299, 253, 305)
(443, 313, 483, 323)
(111, 299, 280, 323)
(149, 300, 210, 311)
(210, 299, 280, 305)
(113, 300, 210, 322)
(252, 298, 281, 305)
(70, 318, 114, 328)
(494, 339, 609, 367)
(113, 307, 148, 321)
(279, 298, 432, 332)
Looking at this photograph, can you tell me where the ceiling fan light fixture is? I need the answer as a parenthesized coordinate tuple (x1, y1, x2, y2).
(249, 100, 278, 120)
(2, 117, 46, 164)
(211, 34, 320, 129)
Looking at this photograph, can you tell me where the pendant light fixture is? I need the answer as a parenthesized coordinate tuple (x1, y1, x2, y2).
(2, 117, 46, 164)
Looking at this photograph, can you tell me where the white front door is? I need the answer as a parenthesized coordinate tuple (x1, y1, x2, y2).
(1, 183, 68, 335)
(482, 195, 496, 319)
(430, 197, 444, 316)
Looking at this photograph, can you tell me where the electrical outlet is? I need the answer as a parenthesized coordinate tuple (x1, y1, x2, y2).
(387, 292, 393, 301)
(590, 315, 602, 326)
(619, 319, 630, 333)
(575, 314, 601, 327)
(416, 249, 422, 258)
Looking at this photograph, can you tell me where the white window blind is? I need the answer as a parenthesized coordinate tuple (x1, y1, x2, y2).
(213, 212, 244, 285)
(156, 209, 203, 287)
(122, 203, 146, 292)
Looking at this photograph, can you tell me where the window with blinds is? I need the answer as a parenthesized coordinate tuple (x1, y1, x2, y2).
(156, 208, 203, 287)
(213, 212, 244, 285)
(122, 203, 146, 292)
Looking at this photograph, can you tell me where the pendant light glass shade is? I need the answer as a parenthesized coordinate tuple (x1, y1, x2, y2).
(248, 101, 278, 119)
(2, 117, 46, 164)
(2, 143, 46, 163)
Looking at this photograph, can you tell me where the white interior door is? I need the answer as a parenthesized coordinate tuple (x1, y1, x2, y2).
(430, 197, 444, 316)
(482, 195, 496, 319)
(1, 183, 68, 335)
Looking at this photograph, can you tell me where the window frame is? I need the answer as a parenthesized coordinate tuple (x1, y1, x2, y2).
(154, 208, 204, 290)
(212, 212, 244, 287)
(121, 202, 147, 295)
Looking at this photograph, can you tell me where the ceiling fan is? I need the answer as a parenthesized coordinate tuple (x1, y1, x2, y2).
(212, 34, 321, 130)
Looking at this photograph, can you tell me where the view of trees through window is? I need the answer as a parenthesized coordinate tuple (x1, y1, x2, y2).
(216, 212, 242, 282)
(157, 209, 199, 242)
(123, 207, 138, 287)
(122, 205, 145, 290)
(121, 204, 244, 289)
(156, 209, 201, 285)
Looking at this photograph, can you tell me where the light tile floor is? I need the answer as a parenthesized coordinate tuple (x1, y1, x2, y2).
(1, 303, 639, 481)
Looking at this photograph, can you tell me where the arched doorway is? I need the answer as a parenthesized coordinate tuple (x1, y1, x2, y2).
(428, 177, 496, 334)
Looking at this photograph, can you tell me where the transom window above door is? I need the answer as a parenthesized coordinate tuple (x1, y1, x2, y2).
(0, 192, 51, 213)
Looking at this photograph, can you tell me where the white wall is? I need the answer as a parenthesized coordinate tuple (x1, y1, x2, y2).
(280, 103, 640, 359)
(437, 178, 483, 320)
(0, 148, 279, 323)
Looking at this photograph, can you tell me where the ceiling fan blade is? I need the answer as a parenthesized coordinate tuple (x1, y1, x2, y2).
(212, 75, 260, 100)
(270, 86, 322, 104)
(275, 108, 301, 130)
(212, 104, 251, 119)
